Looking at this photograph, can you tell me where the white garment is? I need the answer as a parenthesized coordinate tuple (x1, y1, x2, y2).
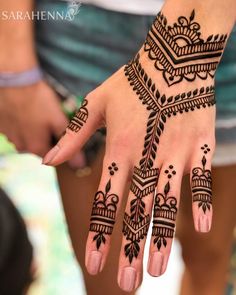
(79, 0, 163, 15)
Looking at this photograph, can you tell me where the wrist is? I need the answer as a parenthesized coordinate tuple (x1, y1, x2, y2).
(0, 67, 43, 88)
(0, 49, 38, 72)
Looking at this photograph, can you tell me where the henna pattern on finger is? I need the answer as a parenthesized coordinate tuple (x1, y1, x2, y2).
(144, 10, 227, 86)
(152, 166, 177, 250)
(67, 99, 89, 132)
(123, 167, 159, 263)
(191, 145, 212, 213)
(90, 163, 119, 250)
(123, 53, 215, 263)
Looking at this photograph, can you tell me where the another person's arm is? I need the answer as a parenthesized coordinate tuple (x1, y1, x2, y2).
(0, 0, 67, 155)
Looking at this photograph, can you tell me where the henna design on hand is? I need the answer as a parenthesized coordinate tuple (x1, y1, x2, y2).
(67, 99, 89, 132)
(123, 53, 215, 263)
(144, 10, 227, 86)
(123, 167, 159, 263)
(90, 163, 119, 250)
(152, 166, 177, 250)
(192, 145, 212, 213)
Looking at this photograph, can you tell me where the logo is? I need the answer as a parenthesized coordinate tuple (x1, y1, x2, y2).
(67, 1, 82, 19)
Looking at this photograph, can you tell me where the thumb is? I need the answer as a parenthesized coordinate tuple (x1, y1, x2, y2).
(43, 95, 102, 166)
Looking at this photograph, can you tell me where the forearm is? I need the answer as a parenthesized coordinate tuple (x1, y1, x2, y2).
(0, 0, 37, 71)
(140, 0, 236, 89)
(162, 0, 236, 35)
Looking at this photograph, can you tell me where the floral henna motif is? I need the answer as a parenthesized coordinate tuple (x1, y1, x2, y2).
(90, 163, 119, 250)
(67, 99, 89, 132)
(192, 145, 212, 213)
(123, 52, 215, 263)
(144, 10, 227, 86)
(152, 166, 177, 250)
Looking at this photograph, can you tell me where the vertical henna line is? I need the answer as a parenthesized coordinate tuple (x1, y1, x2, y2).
(67, 99, 89, 132)
(191, 145, 212, 213)
(152, 166, 177, 250)
(123, 52, 215, 263)
(90, 163, 119, 250)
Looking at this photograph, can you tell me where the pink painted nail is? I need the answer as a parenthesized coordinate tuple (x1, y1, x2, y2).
(86, 251, 102, 275)
(42, 145, 60, 165)
(148, 251, 163, 277)
(120, 267, 137, 292)
(198, 215, 210, 233)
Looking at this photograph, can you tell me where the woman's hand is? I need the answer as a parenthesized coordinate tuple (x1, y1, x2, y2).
(43, 3, 235, 292)
(0, 81, 67, 156)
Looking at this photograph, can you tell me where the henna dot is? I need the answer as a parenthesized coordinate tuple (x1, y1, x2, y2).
(168, 114, 171, 118)
(173, 112, 177, 116)
(114, 167, 118, 171)
(173, 170, 176, 175)
(185, 108, 189, 112)
(207, 148, 210, 152)
(204, 151, 207, 154)
(204, 144, 208, 147)
(180, 110, 183, 114)
(110, 171, 114, 176)
(108, 166, 112, 170)
(169, 165, 173, 169)
(112, 162, 116, 166)
(169, 76, 174, 81)
(165, 170, 169, 174)
(168, 174, 172, 179)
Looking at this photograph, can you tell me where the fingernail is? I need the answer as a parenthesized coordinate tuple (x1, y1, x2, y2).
(86, 251, 102, 275)
(198, 215, 210, 233)
(42, 145, 60, 165)
(120, 267, 137, 292)
(148, 251, 163, 277)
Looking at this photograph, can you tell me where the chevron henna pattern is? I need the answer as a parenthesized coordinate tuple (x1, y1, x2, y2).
(144, 10, 227, 86)
(152, 166, 177, 250)
(123, 53, 215, 264)
(68, 99, 89, 132)
(125, 54, 215, 172)
(123, 167, 159, 263)
(192, 145, 212, 213)
(90, 163, 119, 250)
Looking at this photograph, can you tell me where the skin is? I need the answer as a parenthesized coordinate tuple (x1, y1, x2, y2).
(56, 149, 135, 295)
(1, 0, 236, 294)
(0, 0, 67, 156)
(57, 155, 236, 295)
(178, 165, 236, 295)
(44, 1, 236, 291)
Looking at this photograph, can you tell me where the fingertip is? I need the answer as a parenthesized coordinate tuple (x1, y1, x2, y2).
(147, 251, 164, 277)
(42, 145, 60, 165)
(193, 212, 212, 233)
(86, 250, 103, 276)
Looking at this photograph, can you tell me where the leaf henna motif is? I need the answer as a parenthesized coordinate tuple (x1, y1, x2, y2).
(90, 163, 119, 250)
(152, 166, 177, 250)
(191, 145, 212, 213)
(123, 47, 216, 263)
